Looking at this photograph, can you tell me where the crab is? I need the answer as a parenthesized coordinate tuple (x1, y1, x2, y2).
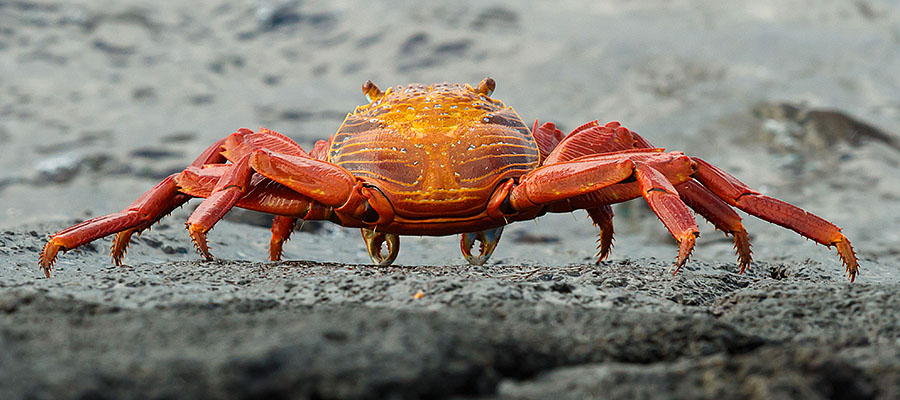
(39, 78, 859, 281)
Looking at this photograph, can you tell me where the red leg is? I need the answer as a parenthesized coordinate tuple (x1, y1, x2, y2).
(634, 163, 699, 273)
(691, 157, 859, 281)
(181, 145, 360, 260)
(586, 205, 615, 262)
(248, 149, 357, 207)
(544, 121, 640, 164)
(223, 127, 310, 161)
(179, 166, 316, 216)
(545, 196, 616, 262)
(512, 158, 637, 207)
(625, 128, 754, 272)
(269, 216, 298, 261)
(532, 120, 564, 160)
(178, 165, 335, 261)
(675, 180, 753, 273)
(185, 153, 254, 258)
(510, 152, 700, 272)
(39, 139, 227, 277)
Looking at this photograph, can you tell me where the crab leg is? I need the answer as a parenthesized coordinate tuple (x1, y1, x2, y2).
(460, 226, 504, 265)
(181, 127, 315, 258)
(510, 155, 700, 271)
(249, 150, 357, 207)
(634, 163, 699, 272)
(185, 154, 255, 258)
(182, 147, 360, 260)
(675, 180, 752, 272)
(269, 216, 298, 262)
(178, 165, 340, 261)
(586, 205, 615, 262)
(362, 228, 400, 266)
(691, 157, 859, 281)
(39, 139, 227, 277)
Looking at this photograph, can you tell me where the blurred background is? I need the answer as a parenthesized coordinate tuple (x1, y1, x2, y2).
(2, 0, 899, 273)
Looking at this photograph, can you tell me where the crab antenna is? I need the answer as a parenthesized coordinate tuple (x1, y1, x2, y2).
(475, 77, 496, 97)
(362, 80, 384, 103)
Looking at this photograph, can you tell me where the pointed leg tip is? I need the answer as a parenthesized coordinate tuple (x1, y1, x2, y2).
(39, 241, 61, 277)
(187, 223, 213, 260)
(674, 234, 697, 273)
(111, 230, 135, 267)
(268, 242, 284, 262)
(667, 261, 685, 276)
(834, 237, 859, 282)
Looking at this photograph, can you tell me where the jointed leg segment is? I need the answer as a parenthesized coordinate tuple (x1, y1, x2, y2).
(39, 138, 227, 277)
(690, 157, 858, 280)
(513, 123, 858, 280)
(39, 127, 360, 276)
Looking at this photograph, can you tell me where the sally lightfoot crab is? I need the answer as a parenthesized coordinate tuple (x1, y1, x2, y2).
(39, 78, 860, 281)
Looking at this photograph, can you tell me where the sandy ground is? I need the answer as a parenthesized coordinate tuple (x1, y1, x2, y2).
(2, 0, 900, 398)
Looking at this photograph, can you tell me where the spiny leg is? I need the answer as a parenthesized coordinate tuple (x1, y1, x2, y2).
(510, 151, 699, 273)
(362, 228, 400, 266)
(185, 153, 254, 259)
(178, 165, 338, 262)
(109, 193, 193, 266)
(461, 226, 504, 266)
(691, 157, 859, 281)
(634, 163, 700, 273)
(546, 194, 616, 263)
(586, 205, 615, 262)
(628, 130, 753, 272)
(39, 139, 227, 276)
(269, 216, 298, 262)
(675, 180, 752, 273)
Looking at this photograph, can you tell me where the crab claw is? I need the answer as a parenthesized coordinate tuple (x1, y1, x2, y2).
(461, 226, 504, 266)
(362, 228, 400, 266)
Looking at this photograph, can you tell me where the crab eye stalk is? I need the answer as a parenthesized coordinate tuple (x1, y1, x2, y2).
(475, 77, 496, 97)
(362, 80, 384, 103)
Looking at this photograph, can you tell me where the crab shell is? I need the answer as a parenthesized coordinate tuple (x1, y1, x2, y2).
(327, 80, 539, 235)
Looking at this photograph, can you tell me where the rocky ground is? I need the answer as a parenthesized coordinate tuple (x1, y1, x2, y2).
(2, 1, 900, 399)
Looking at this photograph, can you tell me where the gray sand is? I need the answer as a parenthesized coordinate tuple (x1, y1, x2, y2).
(2, 1, 900, 399)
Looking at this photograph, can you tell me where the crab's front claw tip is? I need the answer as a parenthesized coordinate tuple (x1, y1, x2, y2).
(362, 228, 399, 266)
(461, 226, 504, 266)
(186, 223, 214, 260)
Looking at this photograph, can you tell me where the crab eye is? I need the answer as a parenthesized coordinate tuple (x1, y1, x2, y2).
(362, 80, 384, 103)
(474, 77, 495, 97)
